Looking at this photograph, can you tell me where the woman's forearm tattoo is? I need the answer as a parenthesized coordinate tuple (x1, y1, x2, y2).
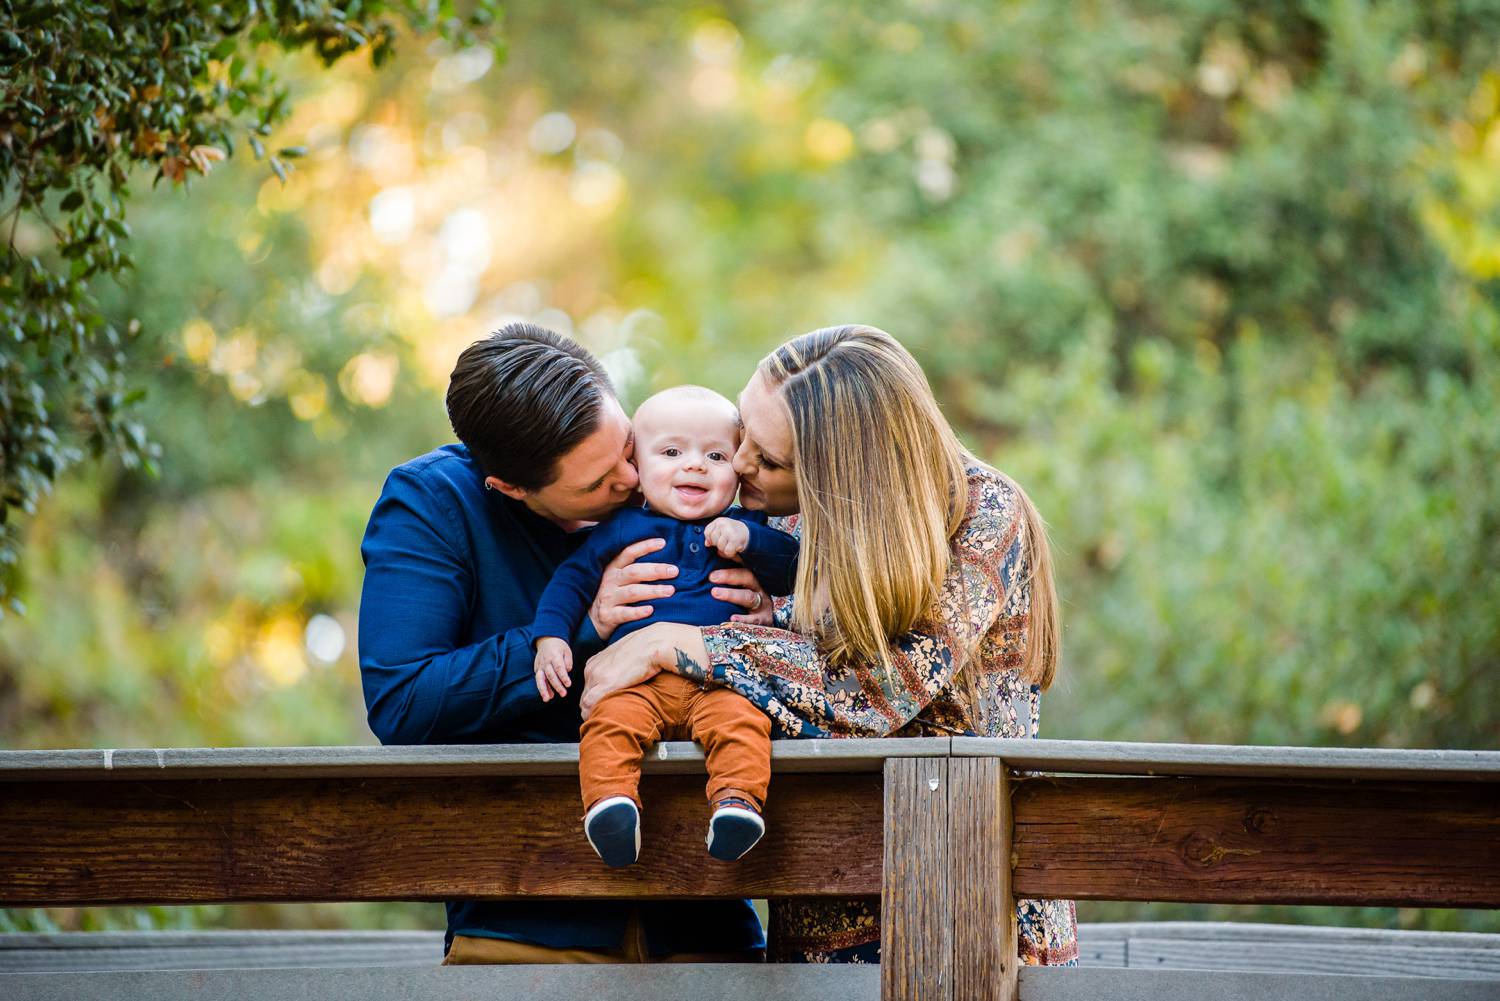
(675, 647, 709, 684)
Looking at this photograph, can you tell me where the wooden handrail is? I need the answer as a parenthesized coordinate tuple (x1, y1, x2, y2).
(957, 736, 1500, 781)
(0, 737, 946, 781)
(3, 737, 1495, 781)
(3, 738, 1496, 1001)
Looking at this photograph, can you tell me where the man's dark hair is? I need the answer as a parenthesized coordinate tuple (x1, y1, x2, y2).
(446, 323, 616, 491)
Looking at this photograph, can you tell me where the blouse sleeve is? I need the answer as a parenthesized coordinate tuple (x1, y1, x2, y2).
(766, 514, 801, 629)
(700, 471, 1027, 739)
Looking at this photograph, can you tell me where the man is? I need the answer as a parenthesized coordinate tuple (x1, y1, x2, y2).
(358, 322, 768, 963)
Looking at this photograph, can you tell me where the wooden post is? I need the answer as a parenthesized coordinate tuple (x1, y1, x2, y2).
(950, 757, 1017, 1001)
(882, 757, 951, 1001)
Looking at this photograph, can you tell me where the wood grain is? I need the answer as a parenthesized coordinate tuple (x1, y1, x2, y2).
(948, 757, 1015, 1001)
(0, 773, 882, 905)
(1082, 920, 1500, 950)
(1020, 967, 1500, 1001)
(0, 964, 883, 1001)
(1125, 938, 1500, 980)
(881, 757, 951, 1001)
(1012, 776, 1500, 907)
(6, 924, 1498, 978)
(0, 737, 951, 781)
(9, 737, 1497, 782)
(954, 737, 1500, 782)
(0, 931, 444, 973)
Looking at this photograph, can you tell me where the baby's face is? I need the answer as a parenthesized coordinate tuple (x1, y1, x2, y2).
(631, 391, 741, 521)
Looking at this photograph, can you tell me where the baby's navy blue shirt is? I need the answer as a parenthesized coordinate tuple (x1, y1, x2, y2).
(531, 504, 799, 646)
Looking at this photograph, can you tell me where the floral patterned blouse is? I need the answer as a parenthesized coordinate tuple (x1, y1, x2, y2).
(700, 463, 1080, 966)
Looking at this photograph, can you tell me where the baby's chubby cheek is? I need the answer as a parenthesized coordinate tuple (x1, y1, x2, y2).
(634, 460, 676, 507)
(704, 472, 741, 513)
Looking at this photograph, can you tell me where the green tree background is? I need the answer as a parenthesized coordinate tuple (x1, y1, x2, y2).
(3, 0, 1498, 934)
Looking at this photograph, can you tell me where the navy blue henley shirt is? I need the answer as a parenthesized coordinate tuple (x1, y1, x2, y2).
(531, 504, 799, 646)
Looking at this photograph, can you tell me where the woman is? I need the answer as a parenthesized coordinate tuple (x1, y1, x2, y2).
(581, 324, 1078, 965)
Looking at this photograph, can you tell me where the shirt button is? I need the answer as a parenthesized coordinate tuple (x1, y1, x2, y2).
(689, 542, 700, 553)
(692, 526, 703, 533)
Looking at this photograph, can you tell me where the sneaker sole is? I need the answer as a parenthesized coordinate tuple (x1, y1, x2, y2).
(706, 806, 764, 861)
(584, 798, 640, 868)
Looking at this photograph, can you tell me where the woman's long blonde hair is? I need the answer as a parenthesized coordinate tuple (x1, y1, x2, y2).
(762, 325, 1059, 690)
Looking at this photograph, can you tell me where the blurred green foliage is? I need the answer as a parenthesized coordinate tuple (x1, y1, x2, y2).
(2, 0, 1498, 934)
(0, 0, 501, 608)
(504, 0, 1500, 751)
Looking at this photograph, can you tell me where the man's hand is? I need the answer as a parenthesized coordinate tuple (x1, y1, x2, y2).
(587, 537, 678, 642)
(710, 566, 774, 625)
(533, 636, 573, 702)
(704, 517, 750, 559)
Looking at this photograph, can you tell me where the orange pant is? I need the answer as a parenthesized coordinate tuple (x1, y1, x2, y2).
(580, 673, 771, 813)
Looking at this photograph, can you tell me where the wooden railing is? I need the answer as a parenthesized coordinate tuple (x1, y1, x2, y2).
(2, 738, 1497, 1000)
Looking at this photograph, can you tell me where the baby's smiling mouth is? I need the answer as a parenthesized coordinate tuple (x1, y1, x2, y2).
(674, 484, 708, 498)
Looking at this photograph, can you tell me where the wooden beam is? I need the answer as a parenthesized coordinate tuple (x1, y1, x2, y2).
(1019, 968, 1500, 1001)
(11, 741, 1500, 786)
(0, 930, 445, 973)
(0, 738, 951, 782)
(1080, 918, 1500, 954)
(9, 740, 1497, 912)
(954, 738, 1500, 782)
(6, 925, 1499, 979)
(1123, 937, 1500, 981)
(949, 757, 1016, 1001)
(0, 964, 883, 1001)
(881, 757, 951, 1001)
(1012, 777, 1500, 907)
(11, 737, 1498, 783)
(1081, 920, 1500, 951)
(0, 773, 882, 905)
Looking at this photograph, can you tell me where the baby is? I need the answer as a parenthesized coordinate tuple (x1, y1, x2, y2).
(530, 386, 799, 868)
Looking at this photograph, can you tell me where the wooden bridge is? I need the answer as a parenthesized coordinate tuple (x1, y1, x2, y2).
(2, 737, 1497, 999)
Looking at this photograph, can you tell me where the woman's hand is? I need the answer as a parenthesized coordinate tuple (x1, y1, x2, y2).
(710, 567, 774, 626)
(587, 538, 679, 642)
(581, 622, 707, 719)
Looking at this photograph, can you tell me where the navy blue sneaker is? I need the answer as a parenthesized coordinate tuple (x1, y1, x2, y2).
(706, 797, 765, 862)
(584, 796, 640, 868)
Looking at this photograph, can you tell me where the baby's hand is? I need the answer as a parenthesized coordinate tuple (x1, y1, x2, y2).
(705, 517, 750, 559)
(534, 636, 573, 702)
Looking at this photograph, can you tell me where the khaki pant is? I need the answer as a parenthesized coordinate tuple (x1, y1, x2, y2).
(579, 673, 771, 813)
(443, 910, 765, 964)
